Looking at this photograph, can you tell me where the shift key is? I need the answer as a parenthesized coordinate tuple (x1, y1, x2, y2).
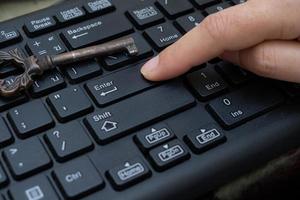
(61, 13, 133, 49)
(86, 65, 155, 107)
(84, 82, 195, 144)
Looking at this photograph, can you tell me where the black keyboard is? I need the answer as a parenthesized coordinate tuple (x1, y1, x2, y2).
(0, 0, 299, 200)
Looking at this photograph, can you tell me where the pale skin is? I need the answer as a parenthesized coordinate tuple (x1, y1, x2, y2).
(141, 0, 300, 83)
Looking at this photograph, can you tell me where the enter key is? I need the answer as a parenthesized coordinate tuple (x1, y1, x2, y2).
(85, 64, 156, 107)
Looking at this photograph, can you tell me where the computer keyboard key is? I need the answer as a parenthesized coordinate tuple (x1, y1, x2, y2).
(8, 176, 59, 200)
(45, 122, 93, 162)
(0, 164, 8, 188)
(64, 60, 102, 83)
(30, 69, 66, 98)
(127, 5, 164, 29)
(0, 118, 13, 147)
(24, 15, 57, 36)
(47, 86, 93, 122)
(0, 94, 27, 112)
(135, 122, 175, 151)
(107, 157, 151, 190)
(8, 100, 54, 138)
(204, 2, 232, 15)
(192, 0, 221, 9)
(3, 139, 52, 179)
(216, 61, 251, 85)
(186, 67, 228, 100)
(0, 28, 21, 48)
(85, 83, 195, 144)
(144, 23, 182, 51)
(184, 123, 226, 153)
(61, 14, 133, 49)
(102, 33, 153, 70)
(208, 84, 285, 128)
(175, 12, 204, 33)
(55, 6, 86, 23)
(86, 64, 154, 107)
(53, 157, 104, 199)
(156, 0, 194, 19)
(0, 46, 25, 77)
(84, 0, 115, 14)
(0, 62, 20, 78)
(149, 139, 190, 171)
(26, 34, 66, 56)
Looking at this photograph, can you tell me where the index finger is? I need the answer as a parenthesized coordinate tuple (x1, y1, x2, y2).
(141, 0, 300, 81)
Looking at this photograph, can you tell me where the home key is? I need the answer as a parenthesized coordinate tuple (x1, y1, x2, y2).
(0, 37, 138, 97)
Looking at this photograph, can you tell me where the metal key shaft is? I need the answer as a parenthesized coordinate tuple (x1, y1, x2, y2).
(37, 37, 138, 71)
(0, 37, 138, 97)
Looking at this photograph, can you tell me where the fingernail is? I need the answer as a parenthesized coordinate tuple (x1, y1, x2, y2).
(141, 55, 159, 77)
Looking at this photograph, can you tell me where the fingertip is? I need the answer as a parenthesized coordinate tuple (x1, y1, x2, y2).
(141, 55, 160, 81)
(220, 51, 240, 65)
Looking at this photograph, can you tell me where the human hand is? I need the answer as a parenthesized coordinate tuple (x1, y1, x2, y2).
(141, 0, 300, 83)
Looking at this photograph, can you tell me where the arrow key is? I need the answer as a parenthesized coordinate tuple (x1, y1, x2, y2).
(149, 139, 190, 171)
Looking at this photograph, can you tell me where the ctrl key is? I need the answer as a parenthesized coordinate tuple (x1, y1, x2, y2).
(53, 157, 104, 199)
(8, 176, 59, 200)
(107, 157, 151, 190)
(149, 139, 190, 171)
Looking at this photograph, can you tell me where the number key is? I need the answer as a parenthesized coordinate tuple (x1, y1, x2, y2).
(156, 0, 194, 19)
(186, 66, 228, 100)
(175, 12, 204, 33)
(144, 23, 182, 51)
(204, 2, 232, 15)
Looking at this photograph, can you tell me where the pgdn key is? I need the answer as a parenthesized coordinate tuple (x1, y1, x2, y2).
(149, 139, 190, 171)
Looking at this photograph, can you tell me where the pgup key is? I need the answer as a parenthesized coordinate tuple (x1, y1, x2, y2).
(0, 37, 138, 97)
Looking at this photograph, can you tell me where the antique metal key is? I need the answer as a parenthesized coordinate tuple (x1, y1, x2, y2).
(0, 37, 138, 97)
